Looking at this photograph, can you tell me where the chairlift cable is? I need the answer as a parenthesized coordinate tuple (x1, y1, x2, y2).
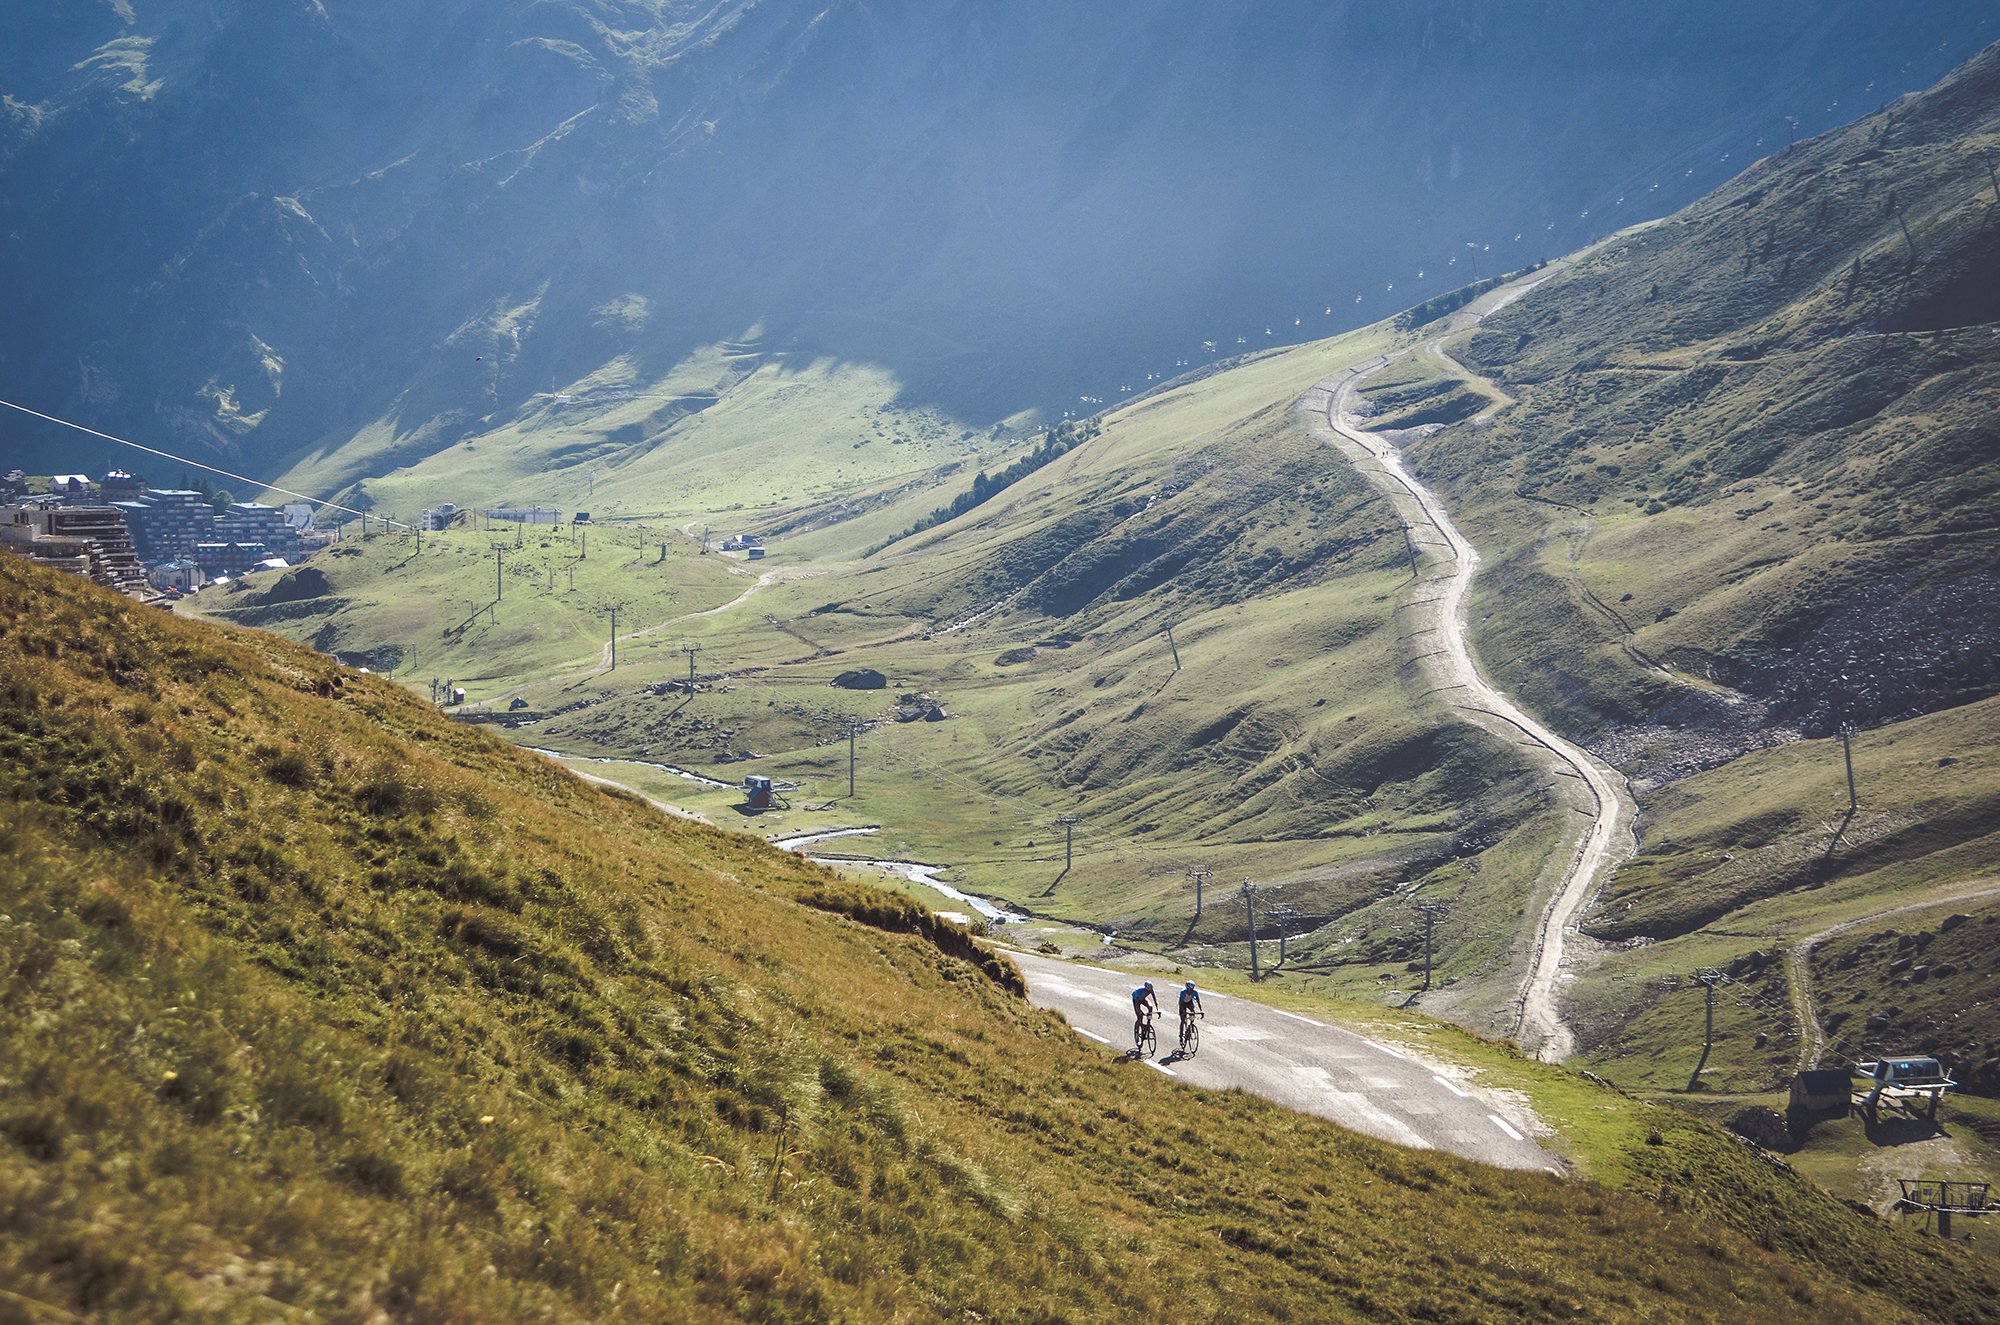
(0, 395, 409, 530)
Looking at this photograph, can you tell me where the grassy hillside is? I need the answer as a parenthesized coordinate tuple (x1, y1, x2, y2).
(1304, 45, 2000, 1104)
(292, 335, 1009, 532)
(360, 324, 1607, 1032)
(185, 517, 755, 689)
(1562, 697, 2000, 1094)
(1420, 42, 2000, 761)
(8, 557, 2000, 1322)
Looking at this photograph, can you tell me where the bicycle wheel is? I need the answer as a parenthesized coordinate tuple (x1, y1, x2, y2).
(1181, 1019, 1199, 1055)
(1138, 1022, 1157, 1058)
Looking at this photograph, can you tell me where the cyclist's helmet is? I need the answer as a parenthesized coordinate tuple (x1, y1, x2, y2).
(1144, 981, 1155, 991)
(1184, 981, 1196, 990)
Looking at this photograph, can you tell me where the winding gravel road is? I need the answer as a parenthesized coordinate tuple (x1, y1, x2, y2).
(1010, 951, 1557, 1171)
(1296, 282, 1634, 1062)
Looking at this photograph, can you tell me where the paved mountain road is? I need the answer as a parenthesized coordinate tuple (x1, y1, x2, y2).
(1010, 951, 1558, 1172)
(1297, 274, 1635, 1063)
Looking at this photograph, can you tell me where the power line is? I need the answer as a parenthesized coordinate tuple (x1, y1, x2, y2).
(0, 396, 409, 531)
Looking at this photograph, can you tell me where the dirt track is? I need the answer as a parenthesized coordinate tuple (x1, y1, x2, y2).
(1787, 881, 2000, 1072)
(1295, 278, 1634, 1061)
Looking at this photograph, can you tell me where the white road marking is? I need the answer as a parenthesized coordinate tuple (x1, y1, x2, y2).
(1035, 975, 1132, 1010)
(1148, 1061, 1178, 1077)
(1075, 1028, 1110, 1044)
(1274, 1009, 1324, 1026)
(1200, 1024, 1272, 1043)
(1488, 1114, 1526, 1141)
(1433, 1075, 1473, 1099)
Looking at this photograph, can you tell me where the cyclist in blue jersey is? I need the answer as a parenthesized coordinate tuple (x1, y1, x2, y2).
(1131, 981, 1160, 1048)
(1177, 981, 1204, 1047)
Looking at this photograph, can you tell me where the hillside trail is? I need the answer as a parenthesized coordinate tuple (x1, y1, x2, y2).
(1786, 879, 2000, 1072)
(1296, 274, 1635, 1063)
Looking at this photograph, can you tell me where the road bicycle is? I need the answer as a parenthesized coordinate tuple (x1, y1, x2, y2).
(1135, 1013, 1158, 1059)
(1178, 1011, 1203, 1056)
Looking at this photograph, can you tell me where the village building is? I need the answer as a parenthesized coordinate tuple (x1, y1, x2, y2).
(193, 540, 271, 578)
(113, 489, 217, 562)
(0, 504, 149, 595)
(99, 470, 148, 503)
(217, 501, 303, 560)
(146, 558, 205, 594)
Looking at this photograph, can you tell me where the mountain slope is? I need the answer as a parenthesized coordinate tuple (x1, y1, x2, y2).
(9, 558, 2000, 1321)
(2, 2, 1992, 495)
(1420, 42, 2000, 765)
(1356, 44, 2000, 1094)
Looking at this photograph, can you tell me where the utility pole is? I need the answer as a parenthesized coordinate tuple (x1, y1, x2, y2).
(1165, 625, 1181, 671)
(658, 540, 671, 564)
(1679, 968, 1731, 1091)
(1827, 721, 1861, 859)
(1268, 905, 1299, 968)
(1413, 901, 1450, 992)
(606, 602, 623, 670)
(680, 644, 703, 696)
(1892, 201, 1918, 264)
(490, 544, 508, 602)
(580, 527, 588, 559)
(1186, 866, 1212, 922)
(1840, 721, 1859, 816)
(1055, 814, 1080, 873)
(1239, 882, 1262, 981)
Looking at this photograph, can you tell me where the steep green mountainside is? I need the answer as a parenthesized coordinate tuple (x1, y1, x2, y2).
(321, 336, 1012, 535)
(1561, 697, 2000, 1095)
(266, 326, 1596, 1032)
(1351, 46, 2000, 1100)
(16, 560, 2000, 1320)
(3, 3, 1991, 494)
(1420, 42, 2000, 765)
